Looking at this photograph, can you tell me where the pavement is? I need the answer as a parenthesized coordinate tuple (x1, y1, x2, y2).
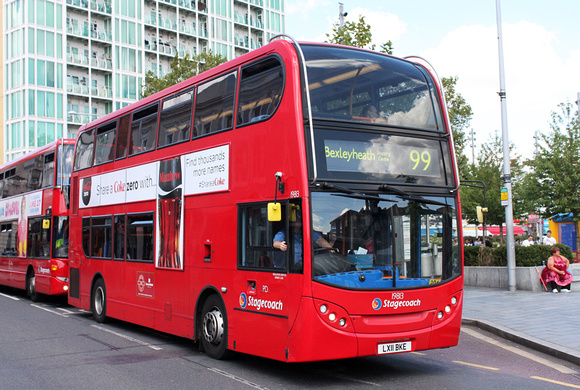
(463, 286, 580, 366)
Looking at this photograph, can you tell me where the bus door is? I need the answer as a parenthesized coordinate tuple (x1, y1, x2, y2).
(234, 200, 302, 360)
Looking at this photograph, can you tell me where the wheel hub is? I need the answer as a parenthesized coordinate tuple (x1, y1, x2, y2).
(203, 307, 224, 344)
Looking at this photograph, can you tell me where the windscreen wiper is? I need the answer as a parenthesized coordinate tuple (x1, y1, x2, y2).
(320, 182, 390, 202)
(378, 183, 448, 207)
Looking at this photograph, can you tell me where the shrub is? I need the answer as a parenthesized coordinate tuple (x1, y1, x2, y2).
(462, 243, 572, 267)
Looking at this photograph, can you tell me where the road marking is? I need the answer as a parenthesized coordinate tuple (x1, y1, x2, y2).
(411, 351, 427, 356)
(531, 376, 580, 389)
(91, 324, 162, 350)
(31, 303, 69, 317)
(453, 361, 500, 371)
(208, 367, 270, 389)
(57, 307, 75, 314)
(0, 292, 20, 300)
(462, 327, 576, 374)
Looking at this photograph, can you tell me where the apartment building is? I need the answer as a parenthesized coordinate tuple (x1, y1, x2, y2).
(3, 0, 285, 162)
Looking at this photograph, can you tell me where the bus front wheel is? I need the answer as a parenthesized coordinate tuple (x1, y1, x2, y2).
(91, 279, 107, 323)
(26, 270, 40, 302)
(201, 295, 230, 359)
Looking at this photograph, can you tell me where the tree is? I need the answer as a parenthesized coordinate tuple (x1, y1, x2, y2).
(526, 101, 580, 252)
(142, 50, 227, 98)
(441, 76, 473, 176)
(325, 16, 472, 175)
(325, 15, 393, 54)
(461, 132, 524, 243)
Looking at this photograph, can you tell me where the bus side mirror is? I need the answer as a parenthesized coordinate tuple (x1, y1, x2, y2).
(268, 203, 281, 221)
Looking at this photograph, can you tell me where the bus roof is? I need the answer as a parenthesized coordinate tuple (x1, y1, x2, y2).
(0, 139, 75, 171)
(77, 38, 300, 135)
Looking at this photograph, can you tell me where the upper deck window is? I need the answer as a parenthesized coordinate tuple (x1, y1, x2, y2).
(302, 46, 444, 131)
(115, 113, 132, 160)
(95, 121, 117, 165)
(129, 103, 159, 156)
(158, 88, 194, 148)
(237, 56, 284, 126)
(194, 71, 237, 137)
(73, 129, 94, 171)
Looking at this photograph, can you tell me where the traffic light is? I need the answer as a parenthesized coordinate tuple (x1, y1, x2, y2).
(476, 206, 488, 223)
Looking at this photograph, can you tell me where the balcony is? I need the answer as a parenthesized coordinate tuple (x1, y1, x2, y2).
(91, 56, 113, 71)
(67, 22, 89, 39)
(90, 29, 112, 43)
(66, 0, 89, 11)
(91, 85, 113, 99)
(178, 0, 196, 12)
(67, 81, 90, 96)
(179, 21, 196, 36)
(90, 0, 112, 14)
(67, 52, 90, 67)
(67, 111, 98, 125)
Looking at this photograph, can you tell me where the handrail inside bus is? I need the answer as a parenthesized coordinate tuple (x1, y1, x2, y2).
(405, 55, 460, 192)
(269, 34, 318, 185)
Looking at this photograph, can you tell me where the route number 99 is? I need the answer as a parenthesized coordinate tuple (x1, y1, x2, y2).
(410, 150, 431, 171)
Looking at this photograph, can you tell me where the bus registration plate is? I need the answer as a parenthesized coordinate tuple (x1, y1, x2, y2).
(377, 341, 412, 355)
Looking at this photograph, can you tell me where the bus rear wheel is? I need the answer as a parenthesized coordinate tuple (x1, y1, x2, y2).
(201, 295, 230, 359)
(91, 279, 107, 323)
(26, 270, 40, 302)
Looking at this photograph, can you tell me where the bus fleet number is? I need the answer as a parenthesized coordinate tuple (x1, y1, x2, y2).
(290, 190, 300, 198)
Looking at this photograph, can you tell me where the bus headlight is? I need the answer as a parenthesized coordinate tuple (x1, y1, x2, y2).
(314, 299, 354, 332)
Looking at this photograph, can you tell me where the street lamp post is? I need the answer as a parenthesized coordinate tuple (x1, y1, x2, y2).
(496, 0, 517, 291)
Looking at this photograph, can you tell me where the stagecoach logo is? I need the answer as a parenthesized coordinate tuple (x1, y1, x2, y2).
(239, 292, 248, 308)
(238, 292, 283, 311)
(372, 297, 422, 310)
(82, 177, 92, 206)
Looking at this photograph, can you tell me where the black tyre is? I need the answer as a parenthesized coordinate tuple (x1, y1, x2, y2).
(91, 279, 107, 323)
(26, 270, 41, 302)
(200, 295, 230, 359)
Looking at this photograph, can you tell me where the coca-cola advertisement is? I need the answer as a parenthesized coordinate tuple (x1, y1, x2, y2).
(156, 157, 184, 269)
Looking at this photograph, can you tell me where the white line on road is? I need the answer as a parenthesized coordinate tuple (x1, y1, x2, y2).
(91, 324, 163, 350)
(208, 368, 270, 390)
(462, 327, 576, 374)
(0, 292, 20, 300)
(31, 303, 69, 317)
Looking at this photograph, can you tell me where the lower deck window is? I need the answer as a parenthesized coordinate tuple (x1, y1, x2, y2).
(0, 221, 18, 256)
(127, 213, 154, 262)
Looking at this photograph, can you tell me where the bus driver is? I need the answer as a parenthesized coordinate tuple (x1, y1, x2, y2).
(273, 216, 336, 264)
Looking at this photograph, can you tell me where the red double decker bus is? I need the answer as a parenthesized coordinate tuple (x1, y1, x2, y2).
(68, 37, 463, 362)
(0, 140, 74, 300)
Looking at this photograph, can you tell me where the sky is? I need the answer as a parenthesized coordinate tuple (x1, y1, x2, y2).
(285, 0, 580, 162)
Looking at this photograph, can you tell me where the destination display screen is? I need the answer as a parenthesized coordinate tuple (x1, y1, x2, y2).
(324, 139, 441, 178)
(313, 129, 451, 186)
